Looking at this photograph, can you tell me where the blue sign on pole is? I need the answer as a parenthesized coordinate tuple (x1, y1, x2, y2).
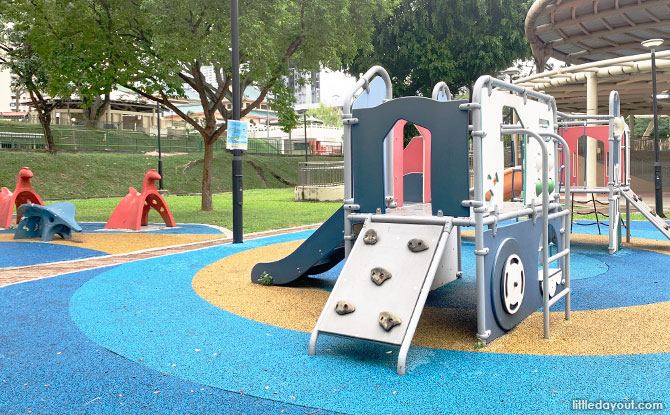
(226, 120, 248, 150)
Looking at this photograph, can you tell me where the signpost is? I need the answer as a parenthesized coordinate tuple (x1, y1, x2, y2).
(231, 0, 243, 243)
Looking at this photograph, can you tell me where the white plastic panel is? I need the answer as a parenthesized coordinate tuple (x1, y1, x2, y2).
(478, 89, 506, 210)
(431, 227, 459, 290)
(520, 96, 556, 205)
(317, 222, 445, 346)
(478, 89, 556, 207)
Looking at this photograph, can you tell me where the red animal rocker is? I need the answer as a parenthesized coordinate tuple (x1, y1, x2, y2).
(105, 169, 176, 230)
(0, 167, 44, 228)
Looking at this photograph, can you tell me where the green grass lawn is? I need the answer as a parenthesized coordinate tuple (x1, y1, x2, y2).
(0, 150, 341, 199)
(62, 189, 651, 235)
(60, 188, 341, 234)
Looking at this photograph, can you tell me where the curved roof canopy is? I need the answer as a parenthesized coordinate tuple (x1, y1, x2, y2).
(526, 0, 670, 67)
(515, 50, 670, 114)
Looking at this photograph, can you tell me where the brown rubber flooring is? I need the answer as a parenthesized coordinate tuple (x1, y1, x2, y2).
(0, 224, 319, 288)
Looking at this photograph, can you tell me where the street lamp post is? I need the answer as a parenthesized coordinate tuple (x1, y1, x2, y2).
(303, 111, 308, 162)
(231, 0, 243, 243)
(642, 38, 665, 217)
(156, 101, 164, 190)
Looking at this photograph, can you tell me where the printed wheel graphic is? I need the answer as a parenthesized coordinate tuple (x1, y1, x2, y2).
(502, 254, 525, 315)
(491, 238, 532, 331)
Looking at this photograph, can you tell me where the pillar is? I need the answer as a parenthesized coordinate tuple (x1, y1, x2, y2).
(586, 72, 598, 187)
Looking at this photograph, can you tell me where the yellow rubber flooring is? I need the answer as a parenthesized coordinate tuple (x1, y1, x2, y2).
(0, 233, 224, 255)
(193, 239, 670, 356)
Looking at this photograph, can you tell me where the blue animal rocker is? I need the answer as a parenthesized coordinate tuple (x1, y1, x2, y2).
(14, 203, 82, 242)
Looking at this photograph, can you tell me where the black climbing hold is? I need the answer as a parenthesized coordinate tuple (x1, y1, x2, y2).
(378, 311, 401, 331)
(370, 267, 392, 286)
(363, 228, 378, 245)
(407, 238, 429, 252)
(335, 301, 356, 315)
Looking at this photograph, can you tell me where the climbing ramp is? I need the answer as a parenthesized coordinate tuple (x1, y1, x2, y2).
(309, 217, 455, 375)
(621, 188, 670, 239)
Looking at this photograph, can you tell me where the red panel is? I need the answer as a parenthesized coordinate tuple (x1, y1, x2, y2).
(403, 137, 424, 174)
(392, 121, 433, 206)
(415, 126, 432, 203)
(560, 125, 623, 187)
(392, 120, 407, 207)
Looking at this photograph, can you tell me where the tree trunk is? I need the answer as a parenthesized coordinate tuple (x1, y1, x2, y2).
(201, 138, 215, 210)
(38, 111, 56, 153)
(14, 90, 23, 112)
(82, 94, 110, 128)
(28, 89, 56, 153)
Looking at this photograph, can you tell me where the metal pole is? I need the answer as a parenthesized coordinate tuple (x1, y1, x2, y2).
(586, 72, 598, 188)
(266, 97, 270, 140)
(156, 101, 163, 190)
(231, 0, 243, 243)
(303, 111, 308, 161)
(652, 48, 664, 216)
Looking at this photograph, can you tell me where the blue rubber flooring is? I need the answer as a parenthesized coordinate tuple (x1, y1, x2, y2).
(573, 218, 670, 240)
(0, 242, 106, 268)
(504, 218, 670, 241)
(2, 226, 669, 414)
(66, 233, 669, 415)
(0, 264, 337, 415)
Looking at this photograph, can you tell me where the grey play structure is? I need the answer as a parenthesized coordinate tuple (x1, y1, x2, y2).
(557, 92, 670, 254)
(252, 66, 575, 375)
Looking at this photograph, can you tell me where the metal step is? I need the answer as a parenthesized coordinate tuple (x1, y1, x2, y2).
(309, 218, 452, 375)
(621, 189, 670, 240)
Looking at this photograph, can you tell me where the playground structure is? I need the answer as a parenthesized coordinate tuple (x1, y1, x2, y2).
(252, 66, 573, 375)
(14, 202, 82, 242)
(0, 167, 44, 228)
(105, 170, 176, 231)
(556, 92, 670, 254)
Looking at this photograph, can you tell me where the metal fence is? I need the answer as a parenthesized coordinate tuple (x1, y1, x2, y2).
(0, 129, 213, 152)
(630, 138, 670, 151)
(297, 161, 344, 187)
(0, 126, 342, 156)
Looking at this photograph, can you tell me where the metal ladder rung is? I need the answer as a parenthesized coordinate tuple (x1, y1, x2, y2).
(548, 209, 570, 220)
(548, 287, 570, 307)
(547, 249, 569, 263)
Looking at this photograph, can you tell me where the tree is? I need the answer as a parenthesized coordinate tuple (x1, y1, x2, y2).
(348, 0, 533, 98)
(1, 0, 124, 150)
(20, 0, 390, 210)
(15, 0, 135, 129)
(307, 102, 341, 127)
(0, 22, 58, 153)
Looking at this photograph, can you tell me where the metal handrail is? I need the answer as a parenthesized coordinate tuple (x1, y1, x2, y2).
(431, 82, 453, 101)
